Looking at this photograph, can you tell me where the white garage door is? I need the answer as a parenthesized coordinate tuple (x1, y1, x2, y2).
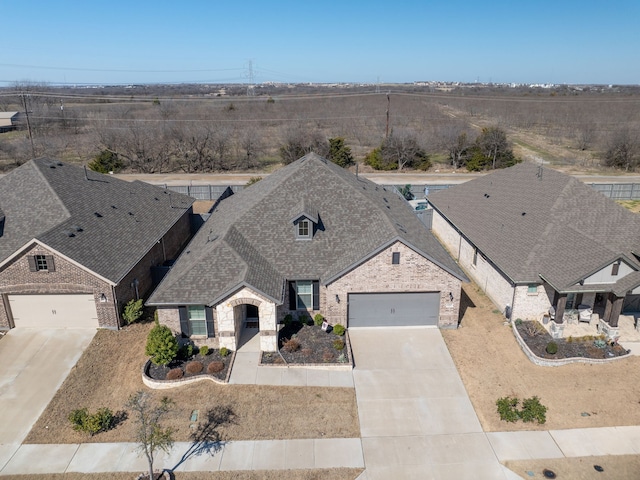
(348, 292, 440, 327)
(9, 294, 98, 329)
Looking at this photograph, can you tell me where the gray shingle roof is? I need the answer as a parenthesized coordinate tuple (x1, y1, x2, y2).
(148, 153, 466, 306)
(0, 158, 194, 283)
(428, 162, 640, 291)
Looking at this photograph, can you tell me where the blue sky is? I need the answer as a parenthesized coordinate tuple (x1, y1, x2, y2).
(2, 1, 639, 86)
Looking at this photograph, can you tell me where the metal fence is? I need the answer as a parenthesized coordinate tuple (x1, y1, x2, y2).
(163, 184, 244, 200)
(587, 183, 640, 200)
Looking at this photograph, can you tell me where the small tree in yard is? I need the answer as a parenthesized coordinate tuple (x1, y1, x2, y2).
(327, 137, 354, 167)
(145, 321, 179, 366)
(127, 391, 174, 480)
(122, 298, 144, 325)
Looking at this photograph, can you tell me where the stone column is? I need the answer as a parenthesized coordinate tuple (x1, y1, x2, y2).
(259, 302, 278, 352)
(555, 295, 567, 324)
(603, 293, 614, 325)
(216, 304, 237, 351)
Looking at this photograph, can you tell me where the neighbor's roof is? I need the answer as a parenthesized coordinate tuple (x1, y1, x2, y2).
(0, 112, 18, 119)
(0, 158, 194, 283)
(148, 153, 466, 306)
(428, 162, 640, 291)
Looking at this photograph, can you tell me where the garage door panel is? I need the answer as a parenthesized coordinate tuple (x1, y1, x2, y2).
(9, 294, 98, 329)
(348, 292, 440, 327)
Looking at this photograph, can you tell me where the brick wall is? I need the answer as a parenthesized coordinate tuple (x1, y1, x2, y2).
(0, 243, 118, 329)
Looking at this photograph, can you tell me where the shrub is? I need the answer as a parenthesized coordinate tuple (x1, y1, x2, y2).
(69, 407, 114, 436)
(282, 337, 301, 353)
(297, 313, 310, 325)
(314, 313, 324, 327)
(166, 368, 184, 380)
(219, 347, 230, 357)
(333, 339, 345, 350)
(283, 314, 293, 326)
(520, 396, 547, 424)
(322, 350, 334, 362)
(594, 339, 607, 349)
(337, 353, 347, 363)
(332, 324, 346, 336)
(496, 396, 520, 423)
(199, 345, 209, 356)
(301, 348, 312, 357)
(145, 323, 179, 366)
(207, 361, 224, 374)
(122, 299, 144, 325)
(179, 344, 194, 360)
(546, 341, 558, 355)
(185, 361, 203, 374)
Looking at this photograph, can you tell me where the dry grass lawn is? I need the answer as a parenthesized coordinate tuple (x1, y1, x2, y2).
(1, 469, 363, 480)
(505, 455, 640, 480)
(25, 321, 359, 444)
(442, 283, 640, 432)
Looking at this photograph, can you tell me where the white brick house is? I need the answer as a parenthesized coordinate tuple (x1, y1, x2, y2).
(148, 154, 467, 352)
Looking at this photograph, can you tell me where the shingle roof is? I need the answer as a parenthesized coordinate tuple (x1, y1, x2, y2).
(148, 153, 466, 306)
(428, 162, 640, 291)
(0, 158, 194, 283)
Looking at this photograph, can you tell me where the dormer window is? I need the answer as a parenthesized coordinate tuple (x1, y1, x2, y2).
(290, 200, 319, 240)
(297, 219, 311, 239)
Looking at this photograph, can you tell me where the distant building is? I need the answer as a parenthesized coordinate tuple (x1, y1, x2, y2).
(0, 112, 19, 133)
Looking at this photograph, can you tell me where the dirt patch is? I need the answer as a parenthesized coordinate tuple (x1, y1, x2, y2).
(516, 320, 629, 359)
(442, 283, 640, 432)
(25, 321, 359, 444)
(261, 323, 350, 365)
(505, 455, 640, 480)
(5, 469, 363, 480)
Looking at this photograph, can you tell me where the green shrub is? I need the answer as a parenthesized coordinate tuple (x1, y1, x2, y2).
(333, 339, 345, 350)
(594, 339, 607, 349)
(546, 341, 558, 355)
(314, 313, 324, 327)
(219, 347, 230, 357)
(145, 324, 179, 366)
(68, 407, 114, 436)
(179, 344, 194, 360)
(332, 324, 346, 336)
(199, 345, 209, 356)
(520, 396, 547, 424)
(496, 396, 520, 423)
(283, 314, 293, 326)
(297, 313, 310, 325)
(514, 318, 523, 326)
(122, 299, 144, 325)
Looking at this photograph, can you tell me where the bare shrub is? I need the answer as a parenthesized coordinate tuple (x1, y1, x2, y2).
(166, 368, 184, 380)
(207, 361, 224, 374)
(185, 361, 204, 375)
(282, 337, 301, 353)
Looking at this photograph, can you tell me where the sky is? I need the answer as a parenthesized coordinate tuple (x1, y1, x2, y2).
(2, 0, 639, 86)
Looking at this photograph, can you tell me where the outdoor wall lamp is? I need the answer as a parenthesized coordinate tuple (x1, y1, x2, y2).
(335, 294, 340, 303)
(99, 293, 107, 303)
(449, 292, 454, 301)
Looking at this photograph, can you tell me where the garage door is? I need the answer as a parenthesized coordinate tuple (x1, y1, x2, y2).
(8, 294, 98, 328)
(623, 294, 640, 313)
(348, 292, 440, 327)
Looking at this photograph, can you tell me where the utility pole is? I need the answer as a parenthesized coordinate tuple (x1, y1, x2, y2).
(385, 92, 390, 138)
(246, 60, 255, 96)
(21, 92, 35, 157)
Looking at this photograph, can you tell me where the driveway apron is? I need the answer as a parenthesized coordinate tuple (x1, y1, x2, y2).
(0, 328, 95, 469)
(350, 327, 511, 480)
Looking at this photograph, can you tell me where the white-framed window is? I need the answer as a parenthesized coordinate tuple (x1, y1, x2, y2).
(392, 252, 400, 264)
(188, 305, 207, 336)
(297, 219, 311, 239)
(296, 280, 313, 309)
(35, 255, 48, 271)
(527, 284, 538, 295)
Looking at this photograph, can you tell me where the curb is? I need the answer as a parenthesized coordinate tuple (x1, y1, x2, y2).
(141, 352, 236, 389)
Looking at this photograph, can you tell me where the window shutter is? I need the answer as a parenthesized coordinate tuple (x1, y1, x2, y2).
(205, 307, 215, 338)
(45, 255, 56, 272)
(28, 256, 37, 272)
(178, 307, 190, 336)
(289, 282, 296, 310)
(312, 281, 320, 310)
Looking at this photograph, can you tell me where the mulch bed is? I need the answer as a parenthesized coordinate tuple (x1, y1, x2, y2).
(146, 348, 232, 382)
(261, 323, 350, 365)
(516, 320, 629, 360)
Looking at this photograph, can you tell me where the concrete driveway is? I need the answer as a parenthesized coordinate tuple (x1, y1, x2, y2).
(350, 327, 516, 480)
(0, 328, 95, 468)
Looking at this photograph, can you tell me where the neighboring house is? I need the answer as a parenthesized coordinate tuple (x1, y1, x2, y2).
(428, 162, 640, 337)
(0, 158, 194, 330)
(0, 112, 19, 133)
(147, 153, 467, 352)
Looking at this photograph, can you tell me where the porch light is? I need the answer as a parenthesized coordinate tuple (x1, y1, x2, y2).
(335, 294, 340, 303)
(99, 293, 107, 303)
(449, 292, 454, 301)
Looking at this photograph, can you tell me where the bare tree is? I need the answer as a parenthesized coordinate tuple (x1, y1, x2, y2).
(575, 122, 597, 151)
(381, 129, 429, 171)
(439, 124, 474, 169)
(603, 129, 639, 171)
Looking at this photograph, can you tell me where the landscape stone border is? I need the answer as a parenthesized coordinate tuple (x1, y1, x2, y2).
(511, 322, 631, 367)
(141, 351, 236, 389)
(258, 331, 354, 370)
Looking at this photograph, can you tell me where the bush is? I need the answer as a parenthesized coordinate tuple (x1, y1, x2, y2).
(594, 339, 607, 349)
(88, 149, 123, 174)
(332, 324, 346, 336)
(546, 341, 558, 355)
(122, 299, 144, 325)
(145, 323, 179, 366)
(166, 368, 184, 380)
(333, 339, 345, 350)
(68, 407, 114, 436)
(496, 396, 520, 423)
(207, 361, 224, 374)
(520, 396, 547, 424)
(282, 337, 301, 353)
(199, 345, 209, 356)
(314, 313, 324, 327)
(185, 361, 203, 374)
(297, 313, 310, 325)
(322, 350, 334, 362)
(179, 344, 194, 360)
(283, 314, 293, 326)
(219, 347, 230, 357)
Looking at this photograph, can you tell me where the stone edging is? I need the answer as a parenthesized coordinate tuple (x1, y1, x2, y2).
(511, 322, 631, 367)
(258, 331, 354, 370)
(141, 352, 236, 389)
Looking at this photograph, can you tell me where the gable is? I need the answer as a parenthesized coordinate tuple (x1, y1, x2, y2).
(582, 259, 636, 285)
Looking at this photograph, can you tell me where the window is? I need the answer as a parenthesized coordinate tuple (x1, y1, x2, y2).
(472, 248, 478, 267)
(296, 281, 313, 309)
(392, 252, 400, 264)
(28, 254, 55, 272)
(612, 262, 620, 276)
(297, 219, 311, 239)
(35, 255, 48, 271)
(188, 306, 207, 336)
(527, 284, 538, 294)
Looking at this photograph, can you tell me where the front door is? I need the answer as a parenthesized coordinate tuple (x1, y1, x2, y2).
(245, 304, 259, 328)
